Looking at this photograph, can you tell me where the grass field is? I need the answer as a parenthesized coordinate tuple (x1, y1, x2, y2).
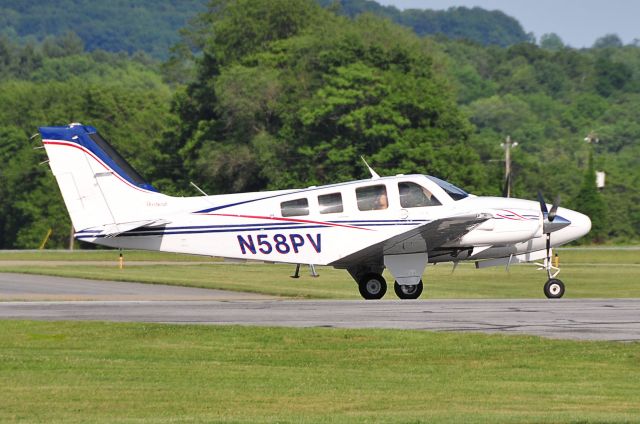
(1, 248, 638, 299)
(1, 320, 639, 423)
(1, 249, 639, 422)
(0, 249, 213, 262)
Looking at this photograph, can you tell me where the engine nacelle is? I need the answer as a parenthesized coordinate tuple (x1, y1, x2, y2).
(447, 208, 541, 247)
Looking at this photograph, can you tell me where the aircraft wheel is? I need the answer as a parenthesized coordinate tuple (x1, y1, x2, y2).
(358, 273, 387, 300)
(543, 278, 565, 299)
(394, 281, 423, 299)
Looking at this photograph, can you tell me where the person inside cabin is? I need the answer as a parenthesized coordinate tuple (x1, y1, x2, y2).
(376, 191, 388, 209)
(421, 187, 435, 203)
(399, 182, 441, 208)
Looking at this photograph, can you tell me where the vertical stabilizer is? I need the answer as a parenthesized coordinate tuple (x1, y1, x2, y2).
(39, 124, 168, 232)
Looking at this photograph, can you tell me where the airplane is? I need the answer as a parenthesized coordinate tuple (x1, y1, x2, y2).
(38, 123, 591, 300)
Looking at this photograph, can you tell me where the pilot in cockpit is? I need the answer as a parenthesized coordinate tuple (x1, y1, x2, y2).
(399, 182, 441, 207)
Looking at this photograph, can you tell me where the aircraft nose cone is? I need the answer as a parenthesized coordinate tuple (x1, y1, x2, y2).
(571, 210, 592, 237)
(557, 207, 592, 240)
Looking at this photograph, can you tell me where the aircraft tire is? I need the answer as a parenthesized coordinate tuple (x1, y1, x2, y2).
(358, 273, 387, 300)
(543, 278, 565, 299)
(394, 280, 423, 299)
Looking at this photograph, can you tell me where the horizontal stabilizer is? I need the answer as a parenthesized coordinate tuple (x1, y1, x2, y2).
(99, 219, 171, 238)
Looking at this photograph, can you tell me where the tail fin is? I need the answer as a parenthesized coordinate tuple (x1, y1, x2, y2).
(39, 123, 168, 232)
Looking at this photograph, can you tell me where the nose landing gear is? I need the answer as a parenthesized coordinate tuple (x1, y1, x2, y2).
(539, 236, 565, 299)
(544, 278, 565, 299)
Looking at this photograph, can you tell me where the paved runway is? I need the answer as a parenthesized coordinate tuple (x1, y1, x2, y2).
(1, 273, 639, 341)
(0, 272, 275, 301)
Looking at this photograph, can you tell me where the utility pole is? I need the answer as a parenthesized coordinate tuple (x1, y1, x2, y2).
(585, 131, 605, 189)
(584, 131, 599, 145)
(500, 135, 518, 198)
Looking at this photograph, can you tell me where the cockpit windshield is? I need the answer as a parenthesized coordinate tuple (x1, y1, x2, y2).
(425, 175, 469, 201)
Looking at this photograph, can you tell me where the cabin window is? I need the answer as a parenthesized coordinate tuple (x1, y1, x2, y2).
(356, 185, 388, 211)
(281, 198, 309, 217)
(399, 182, 442, 208)
(318, 192, 343, 214)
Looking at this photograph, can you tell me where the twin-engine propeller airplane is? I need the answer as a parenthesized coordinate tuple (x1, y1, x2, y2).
(39, 124, 591, 300)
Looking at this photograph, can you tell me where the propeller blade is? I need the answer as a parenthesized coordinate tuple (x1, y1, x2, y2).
(537, 191, 548, 215)
(548, 195, 560, 222)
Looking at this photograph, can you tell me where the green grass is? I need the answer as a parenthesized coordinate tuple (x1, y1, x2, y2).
(1, 320, 639, 423)
(1, 248, 639, 299)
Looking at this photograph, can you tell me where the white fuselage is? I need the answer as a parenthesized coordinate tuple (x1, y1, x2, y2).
(78, 174, 591, 266)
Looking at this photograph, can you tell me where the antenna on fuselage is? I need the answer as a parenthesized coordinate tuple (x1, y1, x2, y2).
(360, 156, 380, 179)
(190, 181, 209, 196)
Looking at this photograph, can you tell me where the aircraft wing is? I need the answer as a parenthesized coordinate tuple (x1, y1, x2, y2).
(330, 213, 490, 268)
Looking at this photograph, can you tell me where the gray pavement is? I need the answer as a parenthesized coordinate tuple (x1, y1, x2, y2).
(1, 273, 639, 341)
(0, 272, 275, 301)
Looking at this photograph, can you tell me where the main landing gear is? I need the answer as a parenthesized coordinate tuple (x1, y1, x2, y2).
(357, 273, 387, 300)
(350, 267, 424, 300)
(394, 281, 423, 299)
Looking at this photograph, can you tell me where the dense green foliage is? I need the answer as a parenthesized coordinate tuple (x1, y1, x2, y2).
(446, 41, 640, 242)
(318, 0, 531, 46)
(1, 0, 529, 59)
(1, 0, 639, 247)
(168, 0, 481, 194)
(0, 34, 174, 248)
(0, 0, 205, 59)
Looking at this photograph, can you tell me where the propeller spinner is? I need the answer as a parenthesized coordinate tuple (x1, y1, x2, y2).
(537, 192, 570, 233)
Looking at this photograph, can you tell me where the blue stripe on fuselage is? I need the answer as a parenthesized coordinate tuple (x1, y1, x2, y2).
(75, 220, 427, 239)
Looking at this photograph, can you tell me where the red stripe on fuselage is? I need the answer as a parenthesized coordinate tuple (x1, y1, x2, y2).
(501, 209, 528, 220)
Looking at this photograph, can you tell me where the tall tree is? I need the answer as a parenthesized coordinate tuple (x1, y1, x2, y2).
(172, 1, 482, 194)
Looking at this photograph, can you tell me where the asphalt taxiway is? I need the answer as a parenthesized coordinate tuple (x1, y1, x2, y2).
(1, 272, 639, 341)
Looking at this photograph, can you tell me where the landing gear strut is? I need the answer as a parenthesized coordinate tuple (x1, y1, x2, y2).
(541, 234, 565, 299)
(394, 281, 423, 299)
(538, 192, 566, 299)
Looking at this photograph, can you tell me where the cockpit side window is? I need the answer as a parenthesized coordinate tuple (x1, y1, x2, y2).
(398, 182, 442, 208)
(426, 176, 469, 201)
(281, 198, 309, 217)
(356, 185, 388, 211)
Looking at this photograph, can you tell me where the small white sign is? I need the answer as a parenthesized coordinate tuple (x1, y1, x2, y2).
(596, 171, 606, 188)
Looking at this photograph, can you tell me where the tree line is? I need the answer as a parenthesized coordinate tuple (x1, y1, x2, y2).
(1, 0, 638, 248)
(1, 0, 530, 60)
